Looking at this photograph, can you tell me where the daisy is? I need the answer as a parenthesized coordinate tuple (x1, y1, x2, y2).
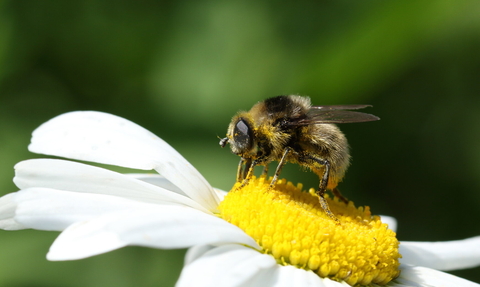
(1, 111, 479, 286)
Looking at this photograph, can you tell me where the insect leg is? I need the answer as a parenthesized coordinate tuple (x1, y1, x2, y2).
(242, 158, 253, 181)
(332, 188, 349, 204)
(235, 159, 257, 189)
(237, 158, 254, 182)
(261, 164, 269, 177)
(244, 159, 256, 181)
(269, 147, 291, 188)
(310, 157, 339, 222)
(236, 158, 246, 182)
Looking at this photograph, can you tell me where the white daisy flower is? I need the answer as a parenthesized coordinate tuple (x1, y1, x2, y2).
(1, 111, 479, 287)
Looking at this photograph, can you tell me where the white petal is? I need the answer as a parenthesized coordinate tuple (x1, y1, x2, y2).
(380, 215, 397, 232)
(177, 244, 277, 287)
(393, 264, 480, 287)
(125, 173, 187, 196)
(400, 236, 480, 271)
(47, 220, 127, 261)
(272, 266, 347, 287)
(48, 207, 259, 260)
(12, 188, 156, 231)
(14, 159, 208, 212)
(28, 111, 220, 211)
(128, 173, 230, 201)
(184, 245, 216, 266)
(179, 245, 347, 287)
(0, 193, 26, 230)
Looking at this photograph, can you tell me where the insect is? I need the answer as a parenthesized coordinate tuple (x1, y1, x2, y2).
(219, 95, 379, 220)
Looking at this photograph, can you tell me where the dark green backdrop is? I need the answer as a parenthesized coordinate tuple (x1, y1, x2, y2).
(1, 0, 479, 286)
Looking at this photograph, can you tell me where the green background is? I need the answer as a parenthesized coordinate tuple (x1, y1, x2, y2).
(1, 0, 480, 286)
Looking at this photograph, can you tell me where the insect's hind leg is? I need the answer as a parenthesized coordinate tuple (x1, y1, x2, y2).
(304, 155, 339, 222)
(332, 188, 349, 204)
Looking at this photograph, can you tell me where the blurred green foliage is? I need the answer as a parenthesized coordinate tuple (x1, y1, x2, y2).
(1, 0, 480, 285)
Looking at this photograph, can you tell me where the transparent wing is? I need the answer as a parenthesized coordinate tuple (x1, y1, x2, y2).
(290, 105, 380, 125)
(309, 104, 373, 111)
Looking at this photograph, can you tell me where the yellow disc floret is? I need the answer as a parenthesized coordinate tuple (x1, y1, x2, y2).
(217, 176, 401, 286)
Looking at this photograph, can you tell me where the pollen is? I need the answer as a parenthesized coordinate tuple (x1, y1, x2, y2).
(217, 177, 401, 286)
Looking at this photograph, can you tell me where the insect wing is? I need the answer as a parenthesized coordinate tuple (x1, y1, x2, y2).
(309, 104, 372, 111)
(292, 109, 380, 125)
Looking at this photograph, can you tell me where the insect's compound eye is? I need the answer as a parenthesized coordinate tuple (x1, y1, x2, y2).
(233, 118, 253, 151)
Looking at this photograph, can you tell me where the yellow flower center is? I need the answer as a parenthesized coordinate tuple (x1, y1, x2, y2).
(217, 176, 401, 286)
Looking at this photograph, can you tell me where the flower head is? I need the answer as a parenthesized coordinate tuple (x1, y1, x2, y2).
(219, 177, 400, 285)
(1, 111, 480, 286)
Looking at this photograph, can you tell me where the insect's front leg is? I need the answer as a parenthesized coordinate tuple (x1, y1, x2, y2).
(236, 158, 246, 182)
(243, 159, 256, 182)
(242, 158, 253, 181)
(269, 147, 291, 188)
(235, 158, 258, 189)
(261, 165, 269, 177)
(237, 157, 256, 181)
(237, 155, 269, 188)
